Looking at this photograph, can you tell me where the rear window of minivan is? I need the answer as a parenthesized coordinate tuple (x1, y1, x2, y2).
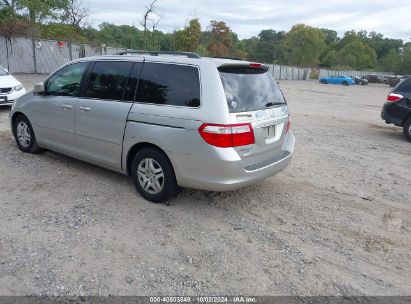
(219, 66, 285, 113)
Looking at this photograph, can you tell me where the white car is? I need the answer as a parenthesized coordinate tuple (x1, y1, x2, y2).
(0, 66, 26, 107)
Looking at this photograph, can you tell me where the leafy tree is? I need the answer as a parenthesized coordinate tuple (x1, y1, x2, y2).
(0, 4, 30, 36)
(379, 49, 400, 72)
(207, 20, 232, 57)
(397, 43, 411, 74)
(336, 41, 377, 69)
(11, 0, 68, 23)
(282, 24, 326, 66)
(320, 28, 338, 45)
(244, 29, 284, 62)
(1, 0, 89, 37)
(322, 50, 337, 67)
(175, 18, 201, 52)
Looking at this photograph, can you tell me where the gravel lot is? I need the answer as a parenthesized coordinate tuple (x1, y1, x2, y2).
(0, 75, 410, 296)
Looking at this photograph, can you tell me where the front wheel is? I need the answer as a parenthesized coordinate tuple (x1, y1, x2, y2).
(12, 115, 42, 153)
(342, 81, 349, 86)
(131, 147, 178, 203)
(403, 118, 411, 142)
(320, 79, 328, 84)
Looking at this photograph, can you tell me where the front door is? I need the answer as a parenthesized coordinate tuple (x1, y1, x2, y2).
(33, 62, 88, 154)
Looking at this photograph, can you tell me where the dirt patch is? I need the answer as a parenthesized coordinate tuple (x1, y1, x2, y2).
(368, 123, 399, 131)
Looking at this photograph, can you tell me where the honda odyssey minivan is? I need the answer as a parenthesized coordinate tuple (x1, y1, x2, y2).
(10, 51, 295, 203)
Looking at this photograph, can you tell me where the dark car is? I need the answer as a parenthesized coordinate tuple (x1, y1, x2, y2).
(381, 77, 411, 141)
(352, 76, 368, 85)
(364, 74, 381, 83)
(387, 76, 401, 87)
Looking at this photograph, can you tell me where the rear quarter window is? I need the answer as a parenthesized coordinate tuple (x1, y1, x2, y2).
(136, 62, 200, 107)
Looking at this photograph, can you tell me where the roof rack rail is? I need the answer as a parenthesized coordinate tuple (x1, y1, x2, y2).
(213, 56, 243, 61)
(116, 50, 201, 59)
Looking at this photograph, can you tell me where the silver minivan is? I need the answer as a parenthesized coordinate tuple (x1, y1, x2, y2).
(10, 52, 295, 203)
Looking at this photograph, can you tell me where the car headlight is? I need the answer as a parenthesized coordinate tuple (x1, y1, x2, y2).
(15, 84, 23, 91)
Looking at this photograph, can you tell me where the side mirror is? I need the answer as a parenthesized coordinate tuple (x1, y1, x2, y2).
(33, 82, 45, 95)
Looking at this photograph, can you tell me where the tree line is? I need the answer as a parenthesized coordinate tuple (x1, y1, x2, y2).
(1, 0, 410, 74)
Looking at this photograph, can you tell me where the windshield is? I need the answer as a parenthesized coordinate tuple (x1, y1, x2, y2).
(219, 67, 285, 113)
(0, 67, 9, 76)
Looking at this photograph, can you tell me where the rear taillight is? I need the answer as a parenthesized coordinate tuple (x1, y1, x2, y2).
(198, 123, 255, 148)
(387, 93, 403, 102)
(285, 115, 291, 133)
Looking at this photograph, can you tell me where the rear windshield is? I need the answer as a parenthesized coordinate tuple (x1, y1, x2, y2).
(219, 67, 285, 113)
(396, 77, 411, 92)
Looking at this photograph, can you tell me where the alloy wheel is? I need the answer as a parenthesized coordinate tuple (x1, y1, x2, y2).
(17, 121, 31, 148)
(137, 158, 165, 195)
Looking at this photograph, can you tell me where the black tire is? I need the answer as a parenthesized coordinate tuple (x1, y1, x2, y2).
(320, 79, 328, 84)
(342, 80, 349, 86)
(403, 117, 411, 142)
(130, 147, 178, 203)
(12, 115, 42, 153)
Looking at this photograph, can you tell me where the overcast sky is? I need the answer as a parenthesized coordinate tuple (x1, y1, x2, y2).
(87, 0, 411, 41)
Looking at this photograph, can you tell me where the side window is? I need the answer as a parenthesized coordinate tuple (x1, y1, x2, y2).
(83, 61, 133, 101)
(46, 62, 87, 96)
(136, 63, 200, 107)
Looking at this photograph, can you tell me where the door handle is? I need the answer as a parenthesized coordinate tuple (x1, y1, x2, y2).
(79, 106, 91, 112)
(61, 104, 73, 110)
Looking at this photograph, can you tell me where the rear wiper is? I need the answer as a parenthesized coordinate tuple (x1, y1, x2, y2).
(265, 102, 285, 107)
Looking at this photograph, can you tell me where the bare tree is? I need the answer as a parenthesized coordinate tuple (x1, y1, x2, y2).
(139, 0, 161, 49)
(63, 0, 89, 29)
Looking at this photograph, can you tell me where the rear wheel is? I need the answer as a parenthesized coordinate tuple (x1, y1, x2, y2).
(403, 117, 411, 142)
(320, 79, 328, 84)
(12, 115, 42, 153)
(130, 147, 178, 203)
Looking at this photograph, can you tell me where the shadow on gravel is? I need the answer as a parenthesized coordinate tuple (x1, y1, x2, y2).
(367, 123, 406, 142)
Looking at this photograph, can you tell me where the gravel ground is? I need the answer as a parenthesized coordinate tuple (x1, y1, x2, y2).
(0, 75, 410, 296)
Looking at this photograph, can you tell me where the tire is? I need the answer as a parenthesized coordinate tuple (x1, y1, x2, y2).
(403, 117, 411, 142)
(320, 79, 328, 84)
(130, 147, 178, 203)
(12, 115, 42, 153)
(342, 81, 349, 86)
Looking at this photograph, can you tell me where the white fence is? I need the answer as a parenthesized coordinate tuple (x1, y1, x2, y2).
(318, 69, 393, 78)
(268, 65, 311, 80)
(0, 36, 128, 74)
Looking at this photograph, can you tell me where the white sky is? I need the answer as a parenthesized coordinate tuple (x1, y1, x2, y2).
(86, 0, 411, 41)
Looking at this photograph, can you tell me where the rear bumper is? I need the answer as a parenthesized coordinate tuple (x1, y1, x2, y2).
(172, 132, 295, 191)
(381, 102, 406, 126)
